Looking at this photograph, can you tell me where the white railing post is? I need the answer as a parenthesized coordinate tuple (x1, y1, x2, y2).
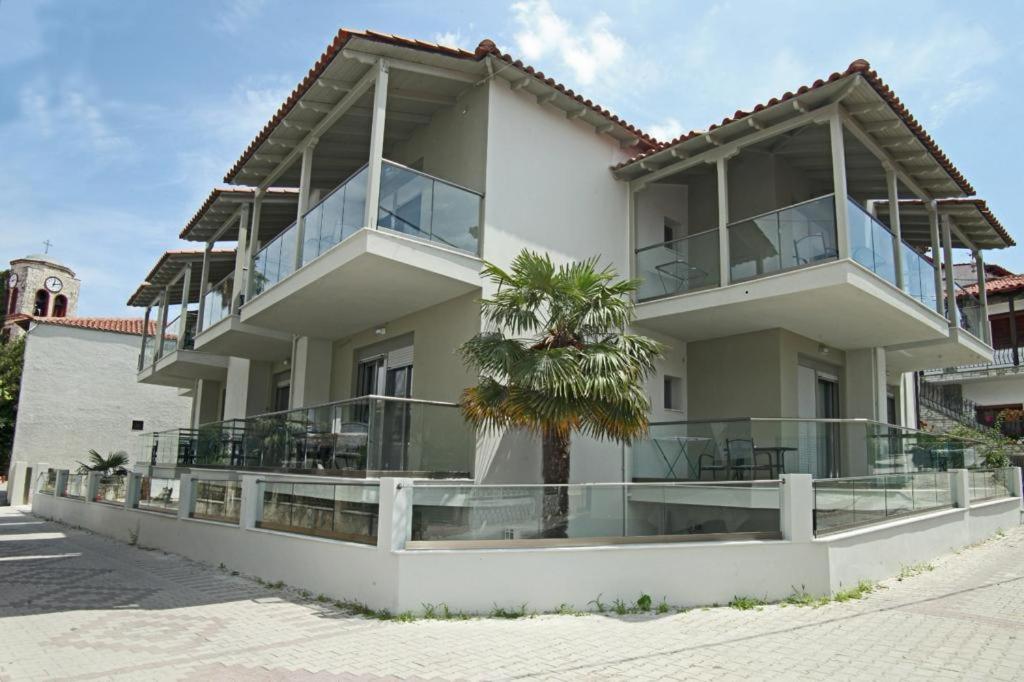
(951, 469, 970, 508)
(196, 243, 212, 331)
(377, 477, 413, 552)
(124, 473, 141, 510)
(231, 206, 250, 315)
(55, 469, 69, 497)
(363, 59, 389, 231)
(829, 114, 850, 260)
(240, 474, 260, 530)
(245, 189, 264, 303)
(1008, 467, 1023, 506)
(178, 474, 194, 520)
(928, 203, 944, 316)
(780, 474, 814, 542)
(139, 305, 152, 371)
(975, 251, 990, 344)
(177, 263, 192, 347)
(716, 156, 731, 286)
(942, 215, 957, 328)
(884, 167, 904, 289)
(293, 140, 317, 269)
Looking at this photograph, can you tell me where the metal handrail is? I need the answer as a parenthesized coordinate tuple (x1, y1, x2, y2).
(409, 480, 782, 489)
(727, 192, 836, 228)
(197, 393, 459, 425)
(635, 227, 719, 254)
(381, 159, 484, 198)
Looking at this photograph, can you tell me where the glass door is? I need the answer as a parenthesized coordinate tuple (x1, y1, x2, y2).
(816, 375, 840, 477)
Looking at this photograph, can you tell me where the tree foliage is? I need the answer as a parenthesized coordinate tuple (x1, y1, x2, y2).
(0, 335, 25, 473)
(77, 449, 130, 475)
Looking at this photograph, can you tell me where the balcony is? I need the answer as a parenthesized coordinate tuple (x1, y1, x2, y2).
(138, 309, 229, 388)
(139, 395, 475, 479)
(634, 194, 957, 358)
(238, 160, 482, 339)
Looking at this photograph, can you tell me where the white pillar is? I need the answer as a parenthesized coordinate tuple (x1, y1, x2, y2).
(780, 474, 814, 542)
(928, 204, 944, 315)
(885, 167, 904, 289)
(975, 251, 990, 343)
(293, 141, 317, 269)
(363, 59, 390, 231)
(829, 115, 850, 259)
(239, 474, 260, 529)
(139, 305, 152, 370)
(155, 290, 169, 359)
(716, 156, 730, 285)
(942, 215, 956, 327)
(177, 263, 192, 348)
(86, 471, 102, 503)
(245, 190, 264, 302)
(231, 205, 250, 315)
(177, 474, 194, 520)
(196, 243, 212, 332)
(55, 469, 69, 498)
(124, 473, 141, 510)
(377, 477, 413, 552)
(951, 469, 970, 508)
(289, 336, 332, 408)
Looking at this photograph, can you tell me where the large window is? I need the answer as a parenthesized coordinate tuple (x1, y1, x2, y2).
(52, 294, 68, 317)
(33, 289, 49, 316)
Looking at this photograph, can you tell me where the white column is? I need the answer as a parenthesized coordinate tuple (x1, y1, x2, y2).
(716, 156, 730, 285)
(928, 204, 944, 315)
(239, 474, 260, 529)
(942, 215, 956, 327)
(975, 250, 990, 343)
(885, 167, 904, 288)
(231, 205, 250, 315)
(155, 290, 169, 359)
(293, 141, 317, 269)
(951, 469, 970, 508)
(124, 473, 140, 510)
(177, 263, 192, 347)
(86, 471, 102, 503)
(245, 190, 264, 302)
(780, 474, 814, 542)
(363, 59, 390, 230)
(377, 477, 413, 552)
(139, 305, 152, 370)
(829, 114, 850, 259)
(196, 243, 212, 332)
(55, 469, 69, 498)
(177, 474, 194, 520)
(289, 336, 332, 408)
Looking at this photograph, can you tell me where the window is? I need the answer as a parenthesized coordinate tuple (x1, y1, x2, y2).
(7, 287, 17, 314)
(33, 289, 49, 316)
(131, 420, 145, 431)
(663, 375, 683, 411)
(663, 217, 680, 244)
(52, 295, 68, 317)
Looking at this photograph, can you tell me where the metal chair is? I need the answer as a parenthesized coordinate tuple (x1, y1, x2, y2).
(725, 438, 773, 480)
(794, 234, 838, 265)
(697, 446, 728, 481)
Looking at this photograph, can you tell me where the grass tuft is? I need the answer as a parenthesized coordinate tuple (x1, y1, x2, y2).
(833, 580, 875, 602)
(729, 595, 767, 611)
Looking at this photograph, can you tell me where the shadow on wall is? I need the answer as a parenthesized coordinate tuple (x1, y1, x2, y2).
(475, 429, 542, 484)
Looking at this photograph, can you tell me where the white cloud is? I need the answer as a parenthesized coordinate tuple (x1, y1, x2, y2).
(212, 0, 268, 35)
(646, 117, 685, 143)
(434, 30, 471, 51)
(15, 78, 131, 156)
(510, 0, 625, 85)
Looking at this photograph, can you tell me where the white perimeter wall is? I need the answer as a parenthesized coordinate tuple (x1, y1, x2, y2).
(8, 324, 192, 503)
(961, 374, 1024, 408)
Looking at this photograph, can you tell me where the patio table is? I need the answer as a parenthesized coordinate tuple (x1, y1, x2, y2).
(753, 446, 797, 478)
(651, 436, 711, 480)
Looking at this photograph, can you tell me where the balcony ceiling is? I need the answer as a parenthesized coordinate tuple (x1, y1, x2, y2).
(180, 186, 299, 244)
(127, 250, 237, 307)
(874, 199, 1013, 251)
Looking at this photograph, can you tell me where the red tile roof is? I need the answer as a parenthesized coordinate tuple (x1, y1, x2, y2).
(615, 59, 975, 196)
(223, 30, 658, 183)
(960, 274, 1024, 298)
(11, 315, 159, 337)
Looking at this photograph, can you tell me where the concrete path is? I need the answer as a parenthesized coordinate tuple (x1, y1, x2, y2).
(1, 505, 1023, 680)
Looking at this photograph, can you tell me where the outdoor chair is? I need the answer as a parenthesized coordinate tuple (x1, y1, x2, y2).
(697, 447, 728, 481)
(794, 234, 838, 265)
(725, 438, 773, 480)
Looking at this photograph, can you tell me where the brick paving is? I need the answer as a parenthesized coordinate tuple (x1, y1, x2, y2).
(1, 505, 1023, 680)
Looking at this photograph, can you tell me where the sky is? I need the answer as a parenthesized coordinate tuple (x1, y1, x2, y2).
(1, 0, 1023, 317)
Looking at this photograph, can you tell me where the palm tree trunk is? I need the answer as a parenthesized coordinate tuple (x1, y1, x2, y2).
(541, 428, 571, 538)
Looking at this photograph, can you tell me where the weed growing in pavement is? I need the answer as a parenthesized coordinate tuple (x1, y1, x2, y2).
(656, 597, 670, 614)
(897, 563, 935, 581)
(489, 603, 530, 619)
(729, 596, 767, 611)
(636, 594, 652, 611)
(833, 581, 875, 602)
(588, 594, 607, 613)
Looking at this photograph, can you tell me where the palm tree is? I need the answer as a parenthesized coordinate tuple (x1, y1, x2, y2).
(77, 449, 129, 475)
(459, 250, 662, 537)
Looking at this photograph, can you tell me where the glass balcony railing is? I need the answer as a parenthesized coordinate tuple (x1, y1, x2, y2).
(955, 283, 984, 339)
(968, 467, 1015, 502)
(252, 160, 481, 298)
(257, 480, 380, 544)
(201, 274, 233, 332)
(729, 194, 839, 282)
(136, 476, 181, 514)
(635, 228, 720, 300)
(900, 241, 938, 311)
(150, 395, 474, 478)
(190, 479, 243, 524)
(409, 481, 782, 545)
(632, 418, 983, 482)
(95, 475, 127, 505)
(849, 200, 937, 309)
(813, 470, 955, 535)
(146, 310, 197, 365)
(64, 473, 88, 499)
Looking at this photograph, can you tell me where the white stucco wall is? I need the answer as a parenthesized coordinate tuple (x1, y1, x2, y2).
(962, 375, 1024, 408)
(7, 323, 192, 504)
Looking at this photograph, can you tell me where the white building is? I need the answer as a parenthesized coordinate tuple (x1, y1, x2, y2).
(31, 30, 1023, 612)
(5, 316, 193, 505)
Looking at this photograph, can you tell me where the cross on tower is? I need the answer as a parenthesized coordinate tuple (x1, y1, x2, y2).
(42, 239, 53, 254)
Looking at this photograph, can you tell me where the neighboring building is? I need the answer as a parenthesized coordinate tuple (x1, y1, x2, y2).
(2, 253, 81, 341)
(5, 316, 193, 506)
(921, 269, 1024, 436)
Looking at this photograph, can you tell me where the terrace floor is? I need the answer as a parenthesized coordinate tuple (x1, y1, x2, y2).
(1, 505, 1023, 680)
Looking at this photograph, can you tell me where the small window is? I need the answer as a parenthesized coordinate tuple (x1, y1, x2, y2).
(52, 295, 68, 317)
(131, 420, 145, 431)
(33, 289, 49, 316)
(664, 217, 681, 244)
(664, 375, 683, 411)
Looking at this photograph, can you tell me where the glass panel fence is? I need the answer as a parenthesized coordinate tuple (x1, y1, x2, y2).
(847, 199, 897, 286)
(137, 476, 181, 514)
(190, 479, 243, 524)
(635, 229, 720, 301)
(142, 429, 199, 466)
(409, 481, 781, 545)
(201, 274, 233, 331)
(64, 473, 88, 499)
(95, 475, 127, 505)
(900, 243, 937, 310)
(378, 161, 480, 254)
(37, 469, 57, 494)
(301, 165, 369, 266)
(955, 283, 984, 339)
(813, 470, 954, 535)
(188, 397, 473, 477)
(161, 314, 180, 355)
(632, 419, 755, 481)
(140, 335, 156, 369)
(729, 194, 837, 281)
(969, 468, 1015, 502)
(256, 480, 379, 544)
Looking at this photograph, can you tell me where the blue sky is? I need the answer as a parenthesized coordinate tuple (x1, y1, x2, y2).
(2, 0, 1022, 317)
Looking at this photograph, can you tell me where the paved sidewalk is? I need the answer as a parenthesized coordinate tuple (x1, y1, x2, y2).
(1, 506, 1023, 681)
